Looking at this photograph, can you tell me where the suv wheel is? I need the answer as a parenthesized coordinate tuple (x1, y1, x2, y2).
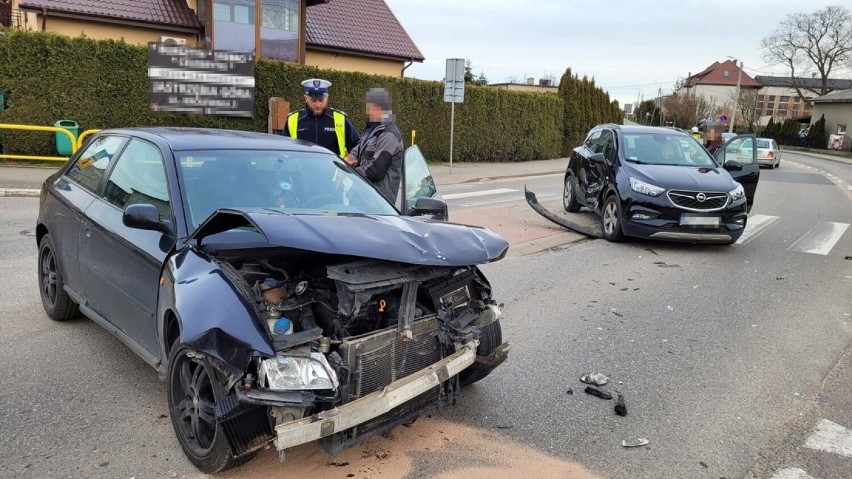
(563, 175, 580, 212)
(601, 195, 625, 242)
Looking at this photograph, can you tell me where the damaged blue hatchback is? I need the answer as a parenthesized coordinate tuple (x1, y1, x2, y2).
(35, 128, 509, 473)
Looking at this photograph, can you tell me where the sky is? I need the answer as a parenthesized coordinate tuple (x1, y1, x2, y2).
(383, 0, 852, 108)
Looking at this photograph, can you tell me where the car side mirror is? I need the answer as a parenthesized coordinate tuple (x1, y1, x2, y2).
(723, 160, 743, 171)
(412, 196, 448, 220)
(123, 204, 173, 235)
(589, 152, 606, 164)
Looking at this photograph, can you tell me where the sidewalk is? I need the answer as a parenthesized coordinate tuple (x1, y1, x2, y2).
(0, 158, 569, 197)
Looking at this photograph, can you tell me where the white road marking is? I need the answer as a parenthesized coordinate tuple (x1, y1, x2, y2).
(770, 468, 817, 479)
(788, 222, 850, 255)
(804, 419, 852, 458)
(736, 214, 781, 245)
(443, 188, 517, 200)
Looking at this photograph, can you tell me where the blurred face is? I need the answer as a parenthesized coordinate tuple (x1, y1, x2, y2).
(305, 95, 328, 116)
(366, 102, 384, 122)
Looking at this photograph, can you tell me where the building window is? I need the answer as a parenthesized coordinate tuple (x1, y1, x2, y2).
(723, 70, 731, 77)
(260, 0, 300, 62)
(839, 124, 847, 135)
(213, 0, 256, 53)
(210, 0, 300, 62)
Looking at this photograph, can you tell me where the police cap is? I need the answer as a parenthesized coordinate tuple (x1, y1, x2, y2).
(302, 78, 331, 98)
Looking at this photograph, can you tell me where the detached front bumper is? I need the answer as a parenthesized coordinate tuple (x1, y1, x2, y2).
(273, 341, 477, 451)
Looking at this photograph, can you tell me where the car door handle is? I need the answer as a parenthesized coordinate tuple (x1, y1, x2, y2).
(84, 227, 92, 238)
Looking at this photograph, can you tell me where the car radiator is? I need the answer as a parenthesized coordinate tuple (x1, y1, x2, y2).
(321, 317, 446, 452)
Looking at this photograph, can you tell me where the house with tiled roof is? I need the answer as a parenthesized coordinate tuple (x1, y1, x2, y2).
(6, 0, 423, 78)
(679, 60, 762, 114)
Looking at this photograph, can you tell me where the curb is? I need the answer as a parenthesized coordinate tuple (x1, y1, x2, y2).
(781, 149, 852, 166)
(457, 169, 565, 184)
(1, 188, 40, 198)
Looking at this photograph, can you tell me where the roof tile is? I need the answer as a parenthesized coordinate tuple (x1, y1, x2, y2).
(19, 0, 201, 30)
(306, 0, 424, 61)
(686, 60, 760, 88)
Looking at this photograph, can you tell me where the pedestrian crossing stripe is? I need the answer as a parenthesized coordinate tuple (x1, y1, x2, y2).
(804, 419, 852, 458)
(736, 214, 781, 245)
(787, 222, 850, 256)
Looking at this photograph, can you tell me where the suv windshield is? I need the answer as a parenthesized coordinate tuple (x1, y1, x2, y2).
(622, 132, 716, 167)
(177, 149, 398, 228)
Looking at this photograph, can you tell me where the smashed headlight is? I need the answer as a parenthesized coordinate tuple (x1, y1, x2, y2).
(259, 352, 339, 391)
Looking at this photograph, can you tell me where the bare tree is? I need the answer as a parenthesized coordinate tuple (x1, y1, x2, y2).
(761, 5, 852, 100)
(727, 89, 761, 132)
(663, 92, 720, 129)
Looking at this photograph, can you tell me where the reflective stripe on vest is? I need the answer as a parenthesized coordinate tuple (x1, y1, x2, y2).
(332, 110, 347, 159)
(288, 110, 348, 159)
(287, 112, 299, 140)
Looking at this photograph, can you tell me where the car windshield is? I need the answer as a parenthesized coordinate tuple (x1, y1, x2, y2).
(177, 149, 398, 228)
(756, 139, 771, 148)
(622, 132, 716, 167)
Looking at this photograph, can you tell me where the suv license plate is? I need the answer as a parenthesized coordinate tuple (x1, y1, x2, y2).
(680, 214, 720, 228)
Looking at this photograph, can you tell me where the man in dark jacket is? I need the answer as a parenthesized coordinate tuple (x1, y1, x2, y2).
(282, 78, 360, 159)
(345, 88, 404, 204)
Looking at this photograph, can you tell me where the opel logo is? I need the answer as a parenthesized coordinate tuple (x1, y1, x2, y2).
(696, 193, 707, 202)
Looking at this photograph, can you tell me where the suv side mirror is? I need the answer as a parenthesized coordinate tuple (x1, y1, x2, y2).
(123, 204, 173, 235)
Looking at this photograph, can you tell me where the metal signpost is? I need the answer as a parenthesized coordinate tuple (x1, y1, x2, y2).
(444, 58, 465, 174)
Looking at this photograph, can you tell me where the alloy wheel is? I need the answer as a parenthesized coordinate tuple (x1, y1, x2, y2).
(40, 248, 57, 308)
(603, 201, 618, 235)
(171, 354, 218, 455)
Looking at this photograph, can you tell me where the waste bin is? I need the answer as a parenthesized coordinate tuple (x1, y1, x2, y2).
(54, 120, 79, 156)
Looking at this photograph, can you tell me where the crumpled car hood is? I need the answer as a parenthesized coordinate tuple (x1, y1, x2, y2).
(190, 208, 509, 266)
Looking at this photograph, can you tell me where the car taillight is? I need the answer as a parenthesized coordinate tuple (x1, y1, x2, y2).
(767, 151, 774, 158)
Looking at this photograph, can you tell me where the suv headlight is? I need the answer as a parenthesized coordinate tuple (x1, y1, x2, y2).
(630, 178, 665, 197)
(259, 352, 339, 391)
(729, 184, 745, 202)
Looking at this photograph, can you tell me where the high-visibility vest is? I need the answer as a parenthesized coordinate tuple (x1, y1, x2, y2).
(288, 110, 348, 159)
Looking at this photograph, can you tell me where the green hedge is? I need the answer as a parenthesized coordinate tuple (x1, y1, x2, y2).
(0, 29, 562, 162)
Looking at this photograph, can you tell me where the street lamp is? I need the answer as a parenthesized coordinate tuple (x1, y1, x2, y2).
(726, 56, 743, 134)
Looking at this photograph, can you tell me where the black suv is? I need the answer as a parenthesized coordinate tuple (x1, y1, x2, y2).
(562, 124, 760, 244)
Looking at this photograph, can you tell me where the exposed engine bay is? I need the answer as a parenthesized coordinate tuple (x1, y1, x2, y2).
(211, 253, 508, 459)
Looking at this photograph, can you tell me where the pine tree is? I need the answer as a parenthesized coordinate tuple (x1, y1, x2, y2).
(807, 114, 826, 148)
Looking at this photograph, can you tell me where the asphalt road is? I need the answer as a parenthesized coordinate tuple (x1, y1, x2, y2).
(0, 152, 849, 478)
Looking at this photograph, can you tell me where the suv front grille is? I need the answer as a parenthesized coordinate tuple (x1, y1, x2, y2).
(667, 190, 729, 211)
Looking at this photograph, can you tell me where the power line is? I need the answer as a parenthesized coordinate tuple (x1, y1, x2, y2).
(602, 80, 679, 90)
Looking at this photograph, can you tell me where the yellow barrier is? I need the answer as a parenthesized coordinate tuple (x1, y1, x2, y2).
(0, 123, 80, 162)
(77, 129, 100, 148)
(411, 129, 416, 146)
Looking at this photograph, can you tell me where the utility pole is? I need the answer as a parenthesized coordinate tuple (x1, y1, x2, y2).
(658, 85, 663, 126)
(729, 60, 743, 134)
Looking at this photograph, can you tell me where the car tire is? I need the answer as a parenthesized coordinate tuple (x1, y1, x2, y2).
(458, 319, 503, 387)
(562, 174, 580, 212)
(38, 234, 79, 321)
(167, 342, 250, 474)
(601, 195, 625, 242)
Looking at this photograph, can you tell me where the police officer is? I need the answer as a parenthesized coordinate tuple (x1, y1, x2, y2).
(691, 126, 702, 142)
(282, 78, 360, 159)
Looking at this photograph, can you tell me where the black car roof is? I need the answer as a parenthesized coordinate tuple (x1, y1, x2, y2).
(99, 127, 333, 153)
(605, 124, 690, 136)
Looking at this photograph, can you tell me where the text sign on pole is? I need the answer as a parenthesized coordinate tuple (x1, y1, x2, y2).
(443, 58, 465, 103)
(148, 43, 255, 117)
